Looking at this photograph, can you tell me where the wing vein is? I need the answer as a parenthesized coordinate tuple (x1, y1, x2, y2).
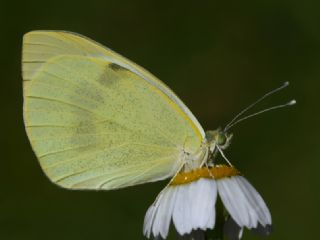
(25, 95, 106, 119)
(43, 142, 176, 169)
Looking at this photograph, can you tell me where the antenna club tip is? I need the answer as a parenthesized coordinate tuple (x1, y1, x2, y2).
(284, 81, 290, 86)
(288, 99, 297, 105)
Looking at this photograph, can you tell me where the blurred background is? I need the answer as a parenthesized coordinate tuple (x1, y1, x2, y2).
(0, 0, 318, 239)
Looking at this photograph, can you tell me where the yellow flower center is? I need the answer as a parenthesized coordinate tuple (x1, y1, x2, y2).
(170, 165, 241, 186)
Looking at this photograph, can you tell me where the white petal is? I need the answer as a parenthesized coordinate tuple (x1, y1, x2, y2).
(218, 176, 272, 231)
(152, 187, 177, 238)
(231, 177, 259, 228)
(190, 179, 217, 231)
(217, 177, 250, 227)
(172, 179, 217, 236)
(143, 205, 154, 238)
(143, 189, 168, 238)
(235, 176, 272, 226)
(172, 183, 193, 235)
(239, 228, 244, 239)
(144, 198, 160, 238)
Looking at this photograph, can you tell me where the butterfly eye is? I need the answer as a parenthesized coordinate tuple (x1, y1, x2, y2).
(217, 133, 227, 146)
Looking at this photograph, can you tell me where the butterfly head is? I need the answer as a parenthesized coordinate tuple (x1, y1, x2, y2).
(205, 128, 233, 152)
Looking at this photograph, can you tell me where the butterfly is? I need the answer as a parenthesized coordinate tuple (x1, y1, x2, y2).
(22, 31, 295, 191)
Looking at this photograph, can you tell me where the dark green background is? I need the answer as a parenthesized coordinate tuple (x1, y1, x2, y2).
(1, 0, 318, 239)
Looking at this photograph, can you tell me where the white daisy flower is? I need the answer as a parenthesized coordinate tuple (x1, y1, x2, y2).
(144, 178, 217, 239)
(143, 165, 272, 239)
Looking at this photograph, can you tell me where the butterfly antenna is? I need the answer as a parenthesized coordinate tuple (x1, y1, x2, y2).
(224, 99, 296, 131)
(224, 82, 292, 132)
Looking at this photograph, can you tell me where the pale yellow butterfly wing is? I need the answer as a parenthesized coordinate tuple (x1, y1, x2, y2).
(22, 31, 204, 190)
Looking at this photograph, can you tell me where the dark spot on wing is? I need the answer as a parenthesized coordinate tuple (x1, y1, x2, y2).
(109, 63, 128, 72)
(97, 63, 129, 87)
(97, 67, 118, 87)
